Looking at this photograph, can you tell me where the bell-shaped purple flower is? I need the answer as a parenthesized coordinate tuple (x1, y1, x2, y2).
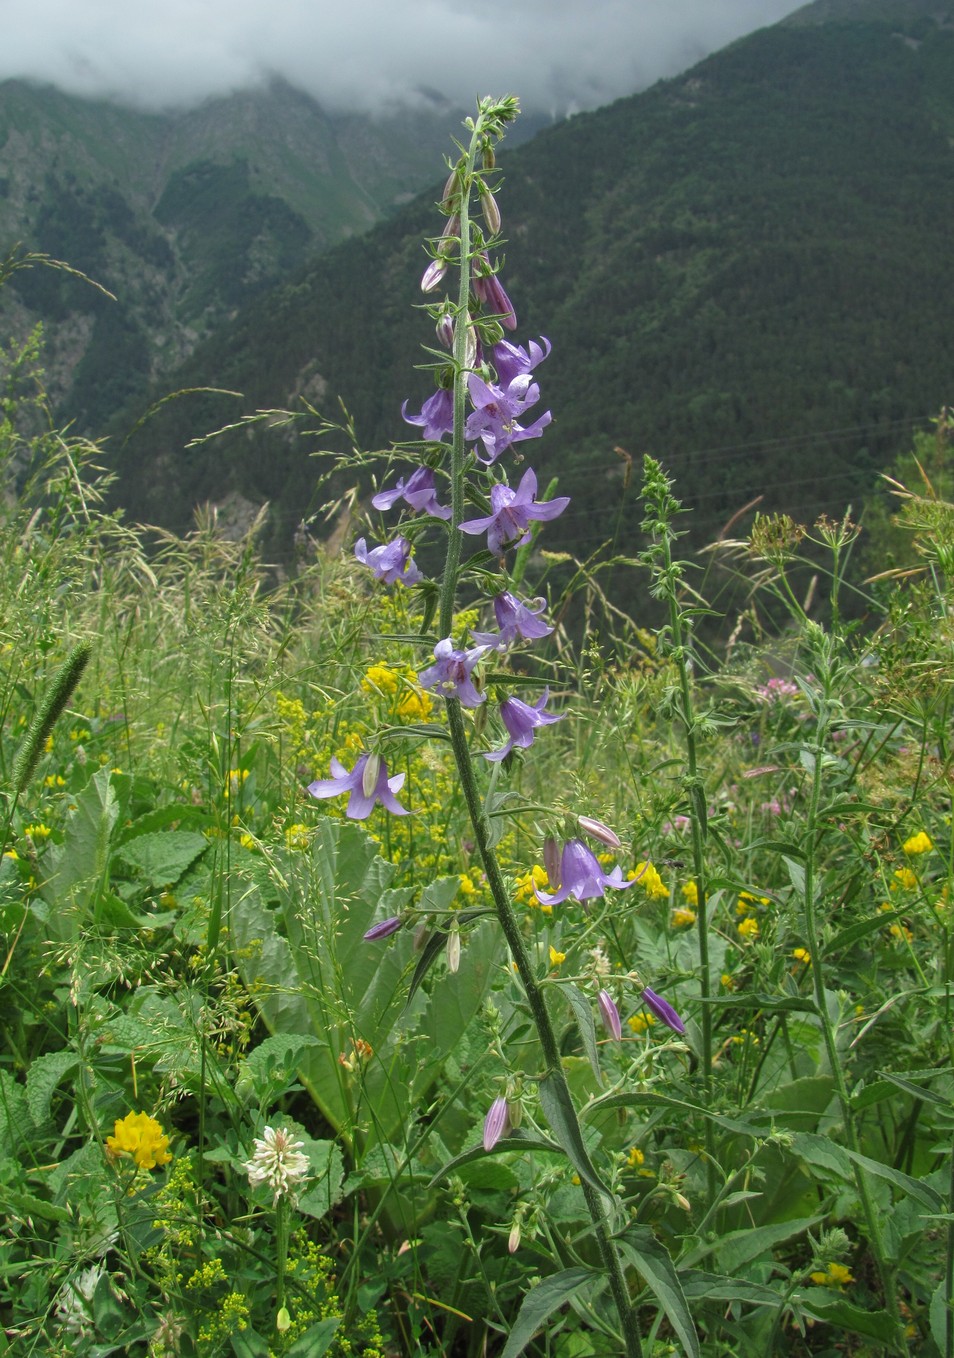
(308, 752, 408, 820)
(641, 987, 686, 1035)
(471, 591, 553, 649)
(459, 468, 569, 556)
(491, 337, 551, 388)
(418, 639, 487, 707)
(598, 990, 622, 1042)
(465, 374, 552, 465)
(363, 916, 404, 941)
(354, 536, 422, 586)
(535, 839, 638, 907)
(402, 387, 454, 443)
(483, 1096, 511, 1151)
(483, 688, 563, 762)
(372, 467, 451, 521)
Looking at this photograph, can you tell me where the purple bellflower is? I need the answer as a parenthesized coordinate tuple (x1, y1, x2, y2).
(372, 467, 451, 520)
(459, 468, 570, 556)
(471, 591, 553, 649)
(402, 387, 454, 443)
(535, 839, 639, 907)
(598, 990, 623, 1042)
(483, 1096, 511, 1151)
(308, 752, 408, 820)
(491, 337, 551, 388)
(483, 689, 563, 762)
(465, 373, 552, 465)
(418, 639, 487, 707)
(641, 987, 686, 1035)
(354, 536, 422, 586)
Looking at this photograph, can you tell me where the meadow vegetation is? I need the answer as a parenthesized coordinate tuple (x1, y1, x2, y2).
(0, 106, 952, 1357)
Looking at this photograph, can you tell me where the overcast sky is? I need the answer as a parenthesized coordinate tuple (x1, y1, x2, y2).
(0, 0, 807, 117)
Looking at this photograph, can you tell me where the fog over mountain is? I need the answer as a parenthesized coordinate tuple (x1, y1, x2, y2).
(1, 0, 802, 115)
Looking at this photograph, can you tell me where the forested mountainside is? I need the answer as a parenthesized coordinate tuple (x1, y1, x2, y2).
(109, 3, 954, 585)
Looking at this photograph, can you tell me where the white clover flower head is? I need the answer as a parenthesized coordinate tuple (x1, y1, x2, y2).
(55, 1263, 104, 1336)
(244, 1126, 310, 1204)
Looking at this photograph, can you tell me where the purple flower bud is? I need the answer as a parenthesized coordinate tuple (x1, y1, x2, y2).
(363, 916, 403, 941)
(598, 990, 622, 1042)
(578, 816, 622, 850)
(483, 1096, 511, 1151)
(421, 259, 446, 293)
(481, 188, 501, 235)
(641, 987, 685, 1035)
(543, 837, 562, 889)
(436, 312, 455, 349)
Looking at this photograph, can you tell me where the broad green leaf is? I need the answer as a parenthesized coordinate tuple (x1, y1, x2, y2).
(537, 1074, 610, 1199)
(929, 1278, 950, 1355)
(590, 1089, 763, 1140)
(710, 1216, 825, 1275)
(679, 1270, 783, 1309)
(842, 1147, 943, 1212)
(499, 1267, 595, 1358)
(0, 1187, 71, 1224)
(429, 1131, 563, 1187)
(25, 1050, 78, 1126)
(285, 1317, 341, 1357)
(793, 1289, 897, 1344)
(113, 830, 208, 888)
(782, 855, 805, 897)
(296, 1139, 345, 1219)
(620, 1227, 699, 1358)
(235, 1033, 320, 1105)
(825, 912, 898, 955)
(43, 767, 119, 940)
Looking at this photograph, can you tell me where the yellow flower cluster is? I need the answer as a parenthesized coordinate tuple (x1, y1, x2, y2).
(737, 916, 760, 941)
(671, 907, 696, 929)
(635, 862, 669, 899)
(515, 865, 550, 909)
(681, 881, 698, 907)
(902, 831, 933, 856)
(810, 1262, 853, 1288)
(106, 1112, 172, 1169)
(628, 1011, 656, 1034)
(361, 662, 433, 723)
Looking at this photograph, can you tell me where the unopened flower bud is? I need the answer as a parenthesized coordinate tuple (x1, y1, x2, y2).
(507, 1096, 522, 1130)
(641, 986, 685, 1034)
(598, 990, 622, 1042)
(482, 143, 495, 169)
(447, 926, 461, 974)
(436, 311, 455, 349)
(508, 1220, 521, 1253)
(362, 752, 382, 800)
(544, 837, 562, 889)
(276, 1307, 292, 1333)
(441, 167, 459, 209)
(363, 916, 403, 941)
(421, 259, 447, 293)
(578, 815, 622, 850)
(481, 187, 501, 235)
(483, 1096, 511, 1151)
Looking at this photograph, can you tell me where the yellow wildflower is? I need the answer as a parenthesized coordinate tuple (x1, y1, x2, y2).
(284, 824, 311, 850)
(892, 867, 918, 891)
(810, 1262, 853, 1289)
(627, 1146, 645, 1169)
(548, 946, 566, 966)
(792, 947, 811, 965)
(107, 1112, 172, 1169)
(43, 774, 65, 788)
(736, 891, 769, 915)
(24, 824, 52, 840)
(239, 833, 257, 851)
(737, 916, 760, 941)
(396, 688, 433, 721)
(889, 922, 913, 944)
(671, 906, 696, 929)
(902, 831, 933, 856)
(720, 972, 736, 991)
(515, 865, 549, 907)
(681, 881, 698, 906)
(628, 1012, 656, 1034)
(226, 769, 249, 797)
(459, 873, 477, 896)
(637, 862, 669, 899)
(362, 664, 399, 695)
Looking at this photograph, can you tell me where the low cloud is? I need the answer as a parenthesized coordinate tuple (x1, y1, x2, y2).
(1, 0, 803, 115)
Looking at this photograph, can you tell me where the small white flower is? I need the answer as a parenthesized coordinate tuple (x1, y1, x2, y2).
(55, 1263, 104, 1336)
(244, 1126, 310, 1204)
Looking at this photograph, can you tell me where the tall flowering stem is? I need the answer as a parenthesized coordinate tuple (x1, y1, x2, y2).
(639, 456, 716, 1206)
(429, 99, 643, 1358)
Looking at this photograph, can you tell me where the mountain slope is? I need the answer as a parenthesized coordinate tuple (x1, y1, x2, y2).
(0, 79, 510, 425)
(112, 4, 954, 579)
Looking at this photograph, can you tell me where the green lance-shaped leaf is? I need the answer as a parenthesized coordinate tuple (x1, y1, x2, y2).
(499, 1267, 596, 1358)
(537, 1073, 611, 1198)
(12, 640, 91, 794)
(619, 1227, 700, 1358)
